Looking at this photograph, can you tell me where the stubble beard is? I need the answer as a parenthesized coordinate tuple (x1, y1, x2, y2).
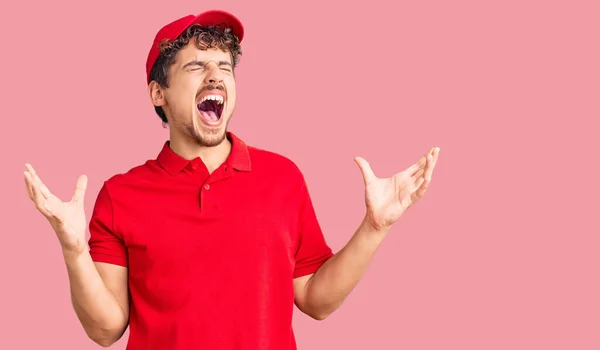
(187, 106, 234, 147)
(188, 122, 227, 147)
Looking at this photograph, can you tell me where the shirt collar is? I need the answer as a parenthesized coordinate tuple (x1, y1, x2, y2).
(156, 131, 251, 176)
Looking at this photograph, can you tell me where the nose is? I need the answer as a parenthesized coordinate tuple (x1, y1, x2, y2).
(203, 61, 224, 85)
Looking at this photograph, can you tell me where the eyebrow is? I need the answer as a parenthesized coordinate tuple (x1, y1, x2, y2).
(183, 60, 232, 69)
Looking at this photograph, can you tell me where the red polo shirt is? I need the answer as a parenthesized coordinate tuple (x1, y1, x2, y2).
(87, 132, 333, 350)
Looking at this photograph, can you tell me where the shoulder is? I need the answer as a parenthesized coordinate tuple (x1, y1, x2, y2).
(99, 160, 158, 195)
(247, 145, 306, 184)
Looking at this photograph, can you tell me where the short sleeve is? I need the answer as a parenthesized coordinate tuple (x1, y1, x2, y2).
(293, 179, 334, 278)
(88, 183, 128, 267)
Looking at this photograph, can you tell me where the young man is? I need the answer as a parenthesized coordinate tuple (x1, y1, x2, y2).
(23, 9, 440, 350)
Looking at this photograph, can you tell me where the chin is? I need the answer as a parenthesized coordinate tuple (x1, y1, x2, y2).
(193, 131, 227, 147)
(190, 118, 228, 147)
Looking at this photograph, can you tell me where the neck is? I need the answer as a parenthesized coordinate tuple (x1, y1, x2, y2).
(168, 133, 232, 174)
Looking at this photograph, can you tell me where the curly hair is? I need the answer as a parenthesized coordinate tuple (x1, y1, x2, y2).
(148, 23, 242, 124)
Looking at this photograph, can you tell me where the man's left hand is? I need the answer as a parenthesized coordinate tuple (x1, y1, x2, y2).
(355, 147, 440, 231)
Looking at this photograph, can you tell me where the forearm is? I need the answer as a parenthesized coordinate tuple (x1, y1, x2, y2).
(303, 217, 389, 319)
(63, 250, 127, 346)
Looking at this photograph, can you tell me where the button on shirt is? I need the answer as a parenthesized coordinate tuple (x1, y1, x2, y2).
(88, 132, 334, 350)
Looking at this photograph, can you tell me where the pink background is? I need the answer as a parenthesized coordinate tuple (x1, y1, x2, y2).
(2, 0, 599, 349)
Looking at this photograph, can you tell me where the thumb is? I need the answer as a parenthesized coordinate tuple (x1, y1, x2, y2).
(354, 157, 376, 185)
(71, 174, 88, 203)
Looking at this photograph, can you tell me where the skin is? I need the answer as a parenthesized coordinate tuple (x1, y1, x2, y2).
(294, 149, 440, 319)
(23, 37, 441, 345)
(149, 40, 238, 173)
(23, 165, 128, 346)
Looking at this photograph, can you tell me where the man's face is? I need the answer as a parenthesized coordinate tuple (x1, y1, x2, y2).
(155, 40, 237, 147)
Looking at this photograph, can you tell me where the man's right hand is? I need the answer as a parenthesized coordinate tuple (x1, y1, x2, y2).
(24, 163, 130, 347)
(24, 163, 89, 256)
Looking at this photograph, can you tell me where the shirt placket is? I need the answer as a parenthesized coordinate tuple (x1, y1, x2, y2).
(196, 163, 233, 213)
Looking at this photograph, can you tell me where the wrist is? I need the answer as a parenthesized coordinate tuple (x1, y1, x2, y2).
(62, 244, 88, 262)
(362, 213, 391, 234)
(360, 215, 390, 243)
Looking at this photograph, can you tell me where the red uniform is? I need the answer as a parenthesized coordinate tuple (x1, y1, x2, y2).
(88, 132, 334, 349)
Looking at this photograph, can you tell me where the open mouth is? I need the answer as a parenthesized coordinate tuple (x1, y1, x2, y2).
(197, 94, 225, 123)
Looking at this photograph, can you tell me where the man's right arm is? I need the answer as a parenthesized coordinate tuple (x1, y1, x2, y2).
(64, 251, 129, 347)
(24, 165, 130, 347)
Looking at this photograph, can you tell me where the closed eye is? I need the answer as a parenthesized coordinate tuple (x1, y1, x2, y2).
(184, 60, 233, 71)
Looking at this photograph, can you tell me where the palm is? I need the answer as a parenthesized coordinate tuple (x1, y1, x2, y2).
(24, 164, 88, 253)
(356, 147, 440, 230)
(45, 193, 87, 248)
(364, 176, 411, 227)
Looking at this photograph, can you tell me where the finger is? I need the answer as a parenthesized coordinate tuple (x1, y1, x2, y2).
(415, 154, 434, 197)
(404, 156, 426, 175)
(25, 163, 51, 199)
(415, 174, 430, 198)
(414, 176, 425, 192)
(24, 171, 35, 200)
(72, 174, 88, 203)
(411, 168, 425, 181)
(425, 147, 441, 181)
(431, 147, 440, 167)
(38, 181, 51, 199)
(425, 153, 435, 180)
(29, 176, 53, 217)
(25, 165, 53, 214)
(25, 163, 39, 181)
(24, 165, 64, 220)
(354, 157, 377, 185)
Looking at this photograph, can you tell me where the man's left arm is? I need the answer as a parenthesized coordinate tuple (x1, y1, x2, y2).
(294, 147, 440, 320)
(293, 217, 388, 320)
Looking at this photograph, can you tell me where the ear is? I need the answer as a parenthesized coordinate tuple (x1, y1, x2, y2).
(148, 81, 166, 107)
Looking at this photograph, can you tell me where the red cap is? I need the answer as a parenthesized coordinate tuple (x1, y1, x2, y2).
(145, 10, 244, 83)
